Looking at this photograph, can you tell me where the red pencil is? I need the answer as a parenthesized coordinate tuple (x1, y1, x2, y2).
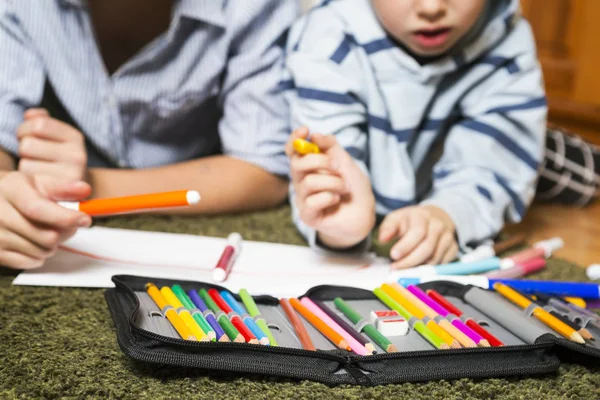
(207, 288, 258, 344)
(426, 289, 504, 347)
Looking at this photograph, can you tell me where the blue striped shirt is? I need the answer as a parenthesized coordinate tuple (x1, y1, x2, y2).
(0, 0, 298, 175)
(284, 0, 547, 251)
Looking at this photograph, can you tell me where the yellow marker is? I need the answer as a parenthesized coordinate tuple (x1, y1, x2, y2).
(293, 138, 320, 155)
(563, 297, 587, 308)
(381, 284, 460, 348)
(493, 283, 585, 344)
(160, 286, 209, 342)
(145, 283, 197, 341)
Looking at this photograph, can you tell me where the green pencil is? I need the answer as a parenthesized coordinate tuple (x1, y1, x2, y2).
(373, 288, 448, 350)
(333, 297, 397, 353)
(239, 289, 278, 346)
(198, 289, 244, 343)
(171, 285, 216, 341)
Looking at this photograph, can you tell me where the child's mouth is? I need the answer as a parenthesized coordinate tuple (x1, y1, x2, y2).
(413, 27, 452, 49)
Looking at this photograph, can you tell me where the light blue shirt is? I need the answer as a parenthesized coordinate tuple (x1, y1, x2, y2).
(0, 0, 298, 175)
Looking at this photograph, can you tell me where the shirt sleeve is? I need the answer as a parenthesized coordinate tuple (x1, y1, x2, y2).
(217, 0, 299, 177)
(420, 51, 547, 249)
(0, 1, 46, 156)
(284, 12, 371, 254)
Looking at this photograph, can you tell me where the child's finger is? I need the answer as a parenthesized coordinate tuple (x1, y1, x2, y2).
(297, 174, 347, 202)
(23, 108, 49, 120)
(309, 133, 338, 153)
(300, 192, 341, 224)
(17, 117, 83, 143)
(378, 211, 405, 243)
(0, 228, 56, 260)
(285, 127, 310, 157)
(441, 242, 459, 264)
(389, 213, 428, 260)
(390, 231, 440, 269)
(427, 230, 455, 265)
(0, 250, 43, 270)
(290, 153, 337, 183)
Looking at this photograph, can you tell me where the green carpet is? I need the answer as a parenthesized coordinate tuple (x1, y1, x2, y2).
(1, 205, 599, 399)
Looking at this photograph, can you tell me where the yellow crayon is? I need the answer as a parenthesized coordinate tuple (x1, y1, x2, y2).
(293, 138, 320, 155)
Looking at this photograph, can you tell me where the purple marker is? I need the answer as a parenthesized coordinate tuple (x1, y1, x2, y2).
(406, 285, 490, 347)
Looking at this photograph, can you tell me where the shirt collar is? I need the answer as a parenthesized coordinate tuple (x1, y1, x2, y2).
(173, 0, 226, 28)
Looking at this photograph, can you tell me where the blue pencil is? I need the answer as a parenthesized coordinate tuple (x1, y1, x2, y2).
(188, 290, 229, 342)
(220, 291, 270, 345)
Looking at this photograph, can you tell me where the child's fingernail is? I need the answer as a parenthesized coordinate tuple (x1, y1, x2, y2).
(391, 249, 400, 260)
(78, 217, 91, 227)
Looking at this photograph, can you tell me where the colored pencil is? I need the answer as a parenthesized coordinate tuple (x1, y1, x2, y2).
(426, 289, 504, 347)
(239, 289, 278, 346)
(301, 298, 369, 355)
(145, 283, 197, 341)
(220, 291, 270, 345)
(404, 284, 484, 347)
(312, 299, 377, 354)
(280, 298, 315, 351)
(381, 284, 460, 348)
(187, 290, 229, 342)
(197, 289, 244, 343)
(160, 286, 209, 341)
(493, 283, 585, 344)
(289, 298, 351, 351)
(208, 289, 259, 344)
(373, 287, 449, 350)
(333, 297, 398, 353)
(171, 285, 216, 341)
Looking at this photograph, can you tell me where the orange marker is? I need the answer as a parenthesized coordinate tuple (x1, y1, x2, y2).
(59, 190, 201, 216)
(289, 298, 350, 351)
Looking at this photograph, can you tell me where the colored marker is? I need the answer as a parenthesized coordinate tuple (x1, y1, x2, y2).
(333, 298, 398, 353)
(381, 284, 459, 348)
(493, 283, 585, 344)
(59, 190, 200, 216)
(289, 298, 351, 351)
(293, 138, 320, 155)
(212, 233, 242, 282)
(502, 237, 564, 267)
(393, 257, 509, 279)
(406, 284, 487, 347)
(171, 285, 216, 341)
(398, 277, 600, 299)
(220, 291, 270, 345)
(460, 234, 527, 263)
(484, 257, 546, 279)
(160, 286, 209, 341)
(197, 289, 244, 343)
(425, 289, 504, 347)
(374, 287, 449, 350)
(145, 283, 197, 341)
(239, 289, 278, 346)
(187, 289, 229, 342)
(207, 289, 259, 344)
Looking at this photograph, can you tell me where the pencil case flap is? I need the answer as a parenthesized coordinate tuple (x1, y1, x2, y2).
(105, 275, 563, 385)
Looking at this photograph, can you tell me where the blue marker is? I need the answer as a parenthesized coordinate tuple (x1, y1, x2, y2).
(397, 276, 600, 299)
(220, 291, 270, 345)
(393, 257, 509, 279)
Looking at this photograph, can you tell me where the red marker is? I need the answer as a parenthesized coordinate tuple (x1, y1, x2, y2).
(207, 289, 258, 344)
(426, 289, 504, 347)
(212, 233, 242, 282)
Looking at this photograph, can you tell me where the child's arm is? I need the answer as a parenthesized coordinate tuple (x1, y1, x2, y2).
(421, 48, 547, 250)
(284, 11, 374, 252)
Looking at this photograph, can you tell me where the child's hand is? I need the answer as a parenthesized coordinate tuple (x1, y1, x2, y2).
(285, 127, 375, 249)
(0, 172, 92, 269)
(379, 205, 458, 269)
(17, 108, 88, 182)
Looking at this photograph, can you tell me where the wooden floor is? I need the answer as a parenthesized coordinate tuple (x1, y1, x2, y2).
(504, 200, 600, 268)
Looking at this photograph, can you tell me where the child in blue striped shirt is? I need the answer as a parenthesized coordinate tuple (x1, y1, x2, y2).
(285, 0, 547, 268)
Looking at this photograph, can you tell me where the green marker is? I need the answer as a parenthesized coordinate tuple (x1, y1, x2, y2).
(333, 297, 397, 353)
(373, 288, 448, 350)
(198, 289, 244, 343)
(171, 285, 216, 341)
(239, 289, 278, 346)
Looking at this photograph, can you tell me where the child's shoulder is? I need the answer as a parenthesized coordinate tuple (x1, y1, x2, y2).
(288, 0, 385, 57)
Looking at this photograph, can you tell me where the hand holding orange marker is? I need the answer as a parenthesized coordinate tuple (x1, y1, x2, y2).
(59, 190, 200, 216)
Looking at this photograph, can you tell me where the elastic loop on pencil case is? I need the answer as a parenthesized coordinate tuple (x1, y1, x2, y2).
(227, 311, 237, 319)
(214, 311, 226, 320)
(148, 310, 164, 318)
(203, 309, 216, 319)
(524, 303, 537, 317)
(176, 306, 187, 314)
(240, 314, 252, 320)
(354, 319, 369, 333)
(189, 308, 202, 316)
(160, 305, 174, 315)
(253, 316, 266, 324)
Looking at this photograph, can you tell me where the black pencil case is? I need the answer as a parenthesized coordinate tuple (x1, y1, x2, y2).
(104, 275, 600, 386)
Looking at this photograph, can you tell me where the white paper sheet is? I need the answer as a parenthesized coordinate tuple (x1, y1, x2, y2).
(12, 227, 394, 297)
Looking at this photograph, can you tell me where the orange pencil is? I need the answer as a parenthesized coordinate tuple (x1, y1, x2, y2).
(280, 298, 315, 351)
(289, 298, 351, 351)
(145, 283, 197, 341)
(59, 190, 201, 216)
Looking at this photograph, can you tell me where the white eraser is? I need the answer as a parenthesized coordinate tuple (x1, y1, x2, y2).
(370, 310, 408, 336)
(586, 264, 600, 280)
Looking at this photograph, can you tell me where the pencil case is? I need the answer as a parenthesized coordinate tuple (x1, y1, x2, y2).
(104, 275, 600, 386)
